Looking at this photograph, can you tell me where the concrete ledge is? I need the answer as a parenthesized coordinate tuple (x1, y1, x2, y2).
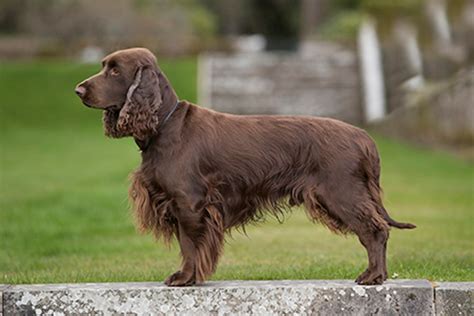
(2, 280, 438, 315)
(0, 285, 5, 316)
(3, 280, 473, 315)
(435, 282, 474, 316)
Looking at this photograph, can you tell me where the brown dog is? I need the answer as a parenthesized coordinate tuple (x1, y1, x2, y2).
(75, 47, 415, 286)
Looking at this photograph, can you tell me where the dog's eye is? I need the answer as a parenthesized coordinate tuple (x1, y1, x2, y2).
(110, 68, 120, 76)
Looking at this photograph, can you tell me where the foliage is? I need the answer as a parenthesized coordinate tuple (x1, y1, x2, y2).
(317, 0, 424, 41)
(0, 0, 216, 56)
(318, 10, 364, 42)
(359, 0, 424, 15)
(0, 61, 473, 284)
(188, 2, 217, 43)
(319, 0, 471, 42)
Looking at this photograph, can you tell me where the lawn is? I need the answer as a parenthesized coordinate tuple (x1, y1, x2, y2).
(0, 60, 472, 284)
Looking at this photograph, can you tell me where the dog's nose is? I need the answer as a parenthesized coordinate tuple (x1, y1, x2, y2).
(75, 85, 86, 98)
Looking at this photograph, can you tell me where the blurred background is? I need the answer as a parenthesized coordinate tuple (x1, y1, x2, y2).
(0, 0, 472, 284)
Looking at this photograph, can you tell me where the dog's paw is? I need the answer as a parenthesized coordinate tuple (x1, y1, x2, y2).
(164, 271, 196, 286)
(355, 269, 369, 283)
(355, 270, 384, 285)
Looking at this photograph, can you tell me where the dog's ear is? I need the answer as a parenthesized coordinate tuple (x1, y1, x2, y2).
(112, 66, 162, 139)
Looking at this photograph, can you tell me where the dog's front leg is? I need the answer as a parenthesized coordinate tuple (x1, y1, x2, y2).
(164, 221, 197, 286)
(164, 196, 224, 286)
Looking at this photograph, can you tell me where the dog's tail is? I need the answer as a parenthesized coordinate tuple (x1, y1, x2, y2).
(363, 139, 416, 230)
(378, 206, 417, 229)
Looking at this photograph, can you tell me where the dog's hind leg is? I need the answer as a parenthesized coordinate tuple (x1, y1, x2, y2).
(353, 226, 389, 285)
(302, 186, 350, 234)
(337, 198, 389, 285)
(303, 183, 389, 285)
(338, 191, 389, 285)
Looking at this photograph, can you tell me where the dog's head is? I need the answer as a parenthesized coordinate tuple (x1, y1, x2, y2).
(75, 47, 170, 140)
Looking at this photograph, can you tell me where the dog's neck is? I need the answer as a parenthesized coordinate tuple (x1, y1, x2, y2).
(134, 100, 181, 151)
(157, 71, 179, 120)
(134, 71, 180, 152)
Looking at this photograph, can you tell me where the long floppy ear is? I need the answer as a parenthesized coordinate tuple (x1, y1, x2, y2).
(113, 66, 162, 139)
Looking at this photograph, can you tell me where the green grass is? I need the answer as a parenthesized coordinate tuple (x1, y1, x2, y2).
(0, 60, 473, 284)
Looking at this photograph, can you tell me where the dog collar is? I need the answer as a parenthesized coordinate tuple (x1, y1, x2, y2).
(161, 100, 180, 129)
(134, 100, 180, 151)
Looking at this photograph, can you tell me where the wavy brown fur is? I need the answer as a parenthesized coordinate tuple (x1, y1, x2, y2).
(104, 67, 162, 140)
(75, 47, 415, 287)
(129, 169, 176, 244)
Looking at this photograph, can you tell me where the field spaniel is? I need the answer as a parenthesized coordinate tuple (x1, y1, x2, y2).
(75, 48, 415, 286)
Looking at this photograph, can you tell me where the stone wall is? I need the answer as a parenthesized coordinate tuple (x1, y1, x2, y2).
(2, 280, 473, 315)
(199, 42, 363, 124)
(371, 67, 474, 150)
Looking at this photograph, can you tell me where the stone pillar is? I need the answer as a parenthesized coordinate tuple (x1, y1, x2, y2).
(358, 18, 386, 122)
(426, 0, 451, 48)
